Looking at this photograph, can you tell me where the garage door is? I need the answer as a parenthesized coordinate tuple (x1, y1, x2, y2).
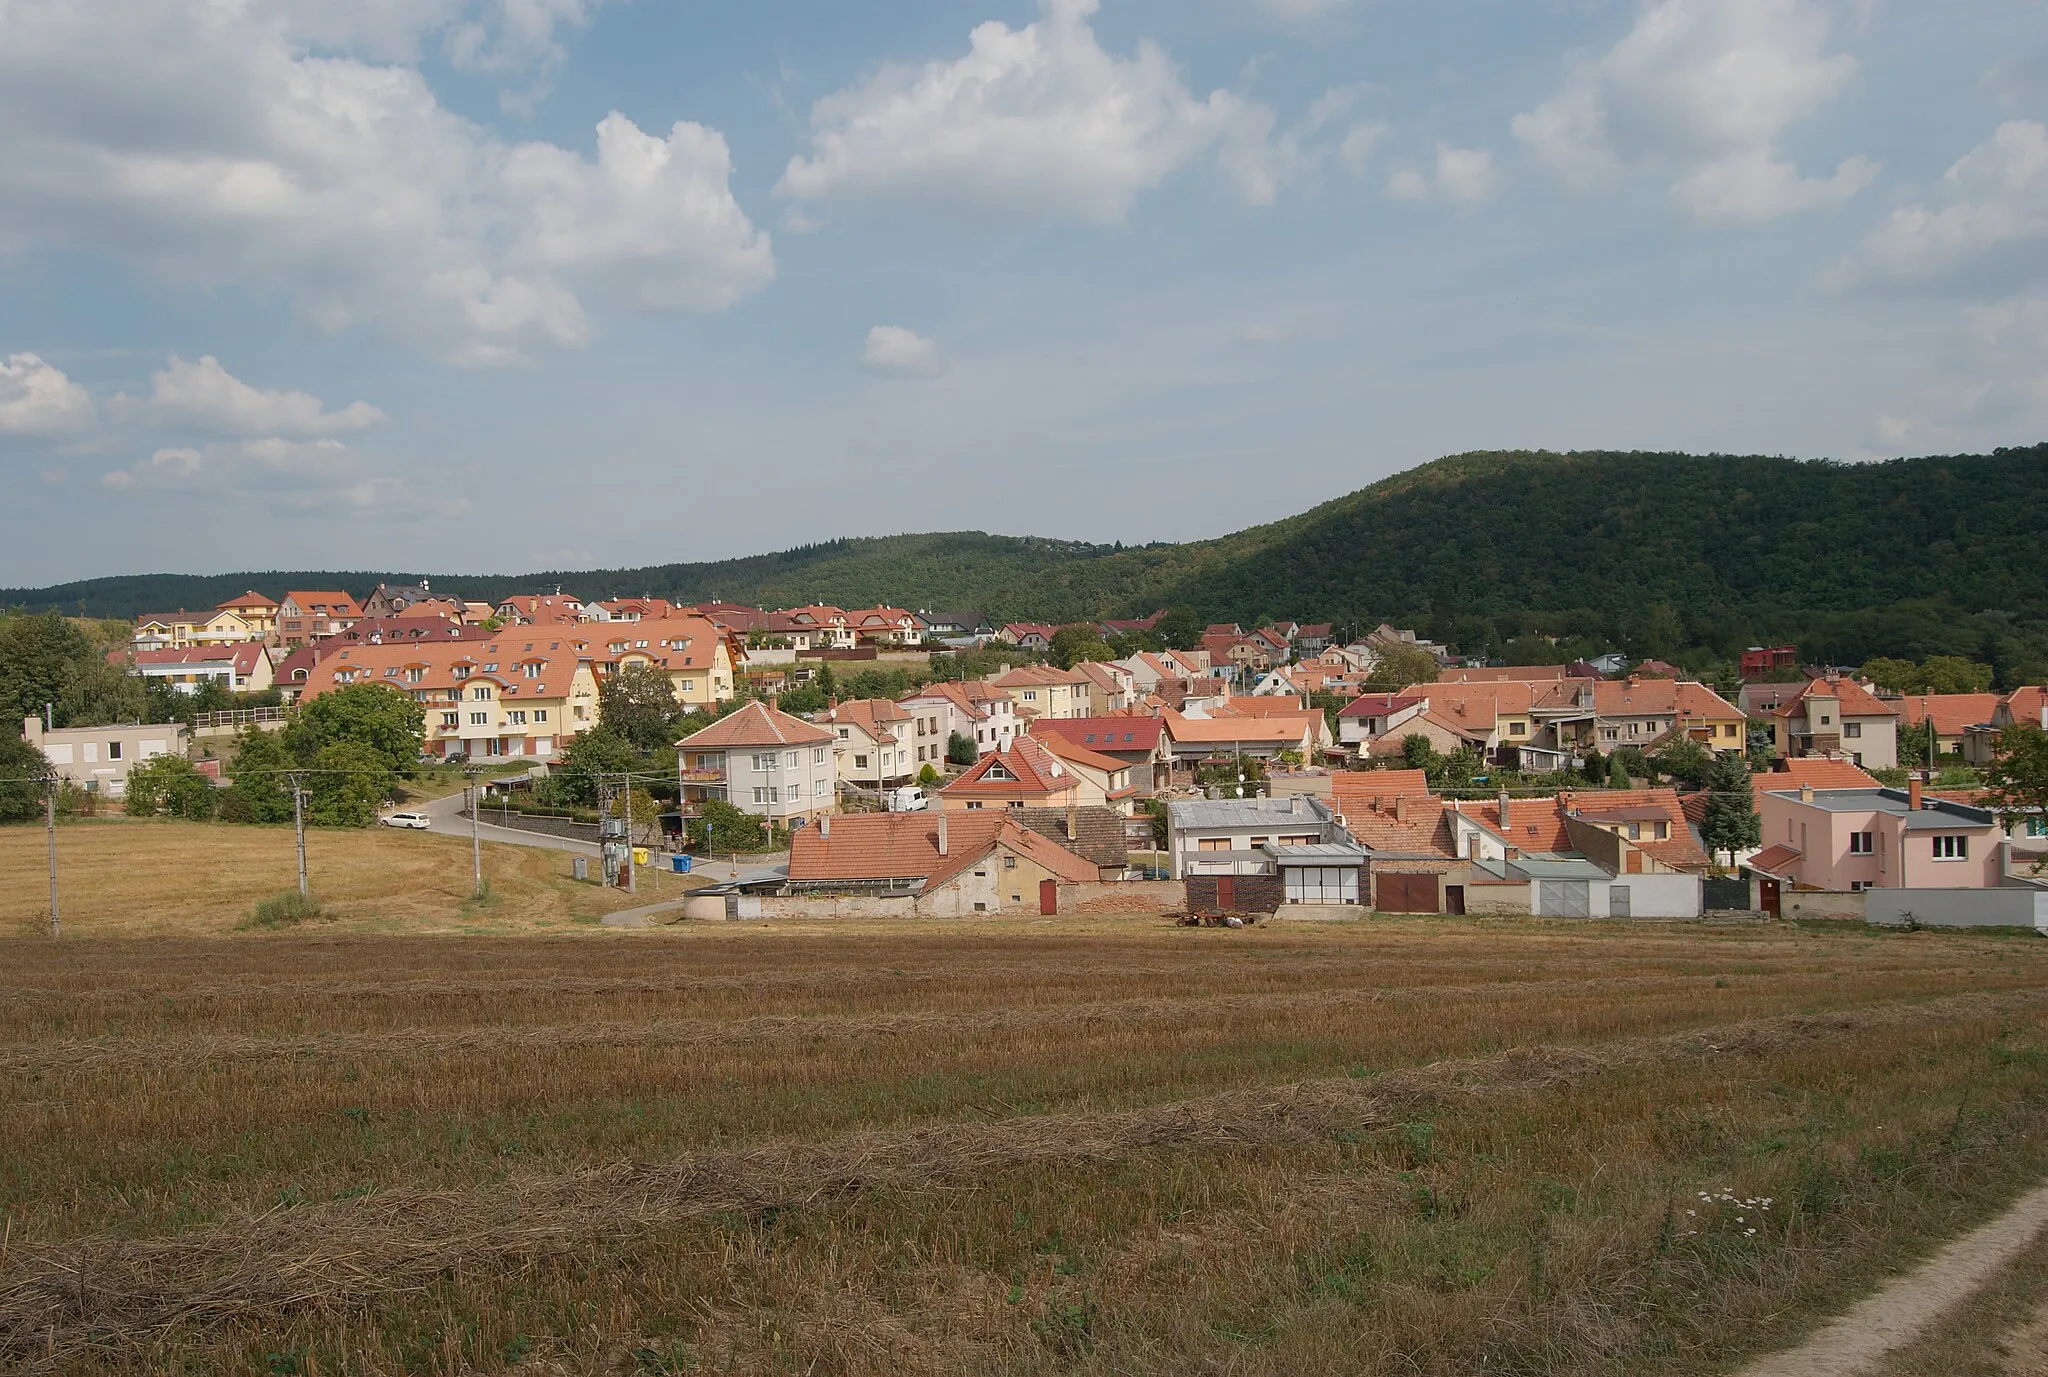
(1538, 881, 1590, 917)
(1376, 872, 1439, 913)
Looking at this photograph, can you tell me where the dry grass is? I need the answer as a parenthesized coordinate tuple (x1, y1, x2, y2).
(0, 818, 650, 936)
(5, 920, 2048, 1373)
(1870, 1219, 2048, 1376)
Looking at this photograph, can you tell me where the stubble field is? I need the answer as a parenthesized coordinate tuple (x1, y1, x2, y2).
(5, 918, 2048, 1374)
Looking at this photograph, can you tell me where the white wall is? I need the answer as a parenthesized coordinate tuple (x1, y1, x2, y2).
(1608, 873, 1702, 918)
(1866, 888, 2048, 929)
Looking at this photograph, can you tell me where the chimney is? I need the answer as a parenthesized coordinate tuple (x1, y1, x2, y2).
(1394, 794, 1407, 823)
(1065, 792, 1077, 841)
(937, 812, 949, 856)
(1909, 774, 1923, 811)
(1290, 794, 1304, 815)
(818, 815, 830, 838)
(1799, 783, 1813, 803)
(1498, 789, 1511, 829)
(1505, 846, 1521, 861)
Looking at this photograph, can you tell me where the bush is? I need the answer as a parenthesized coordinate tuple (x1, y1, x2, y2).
(245, 889, 326, 929)
(124, 754, 217, 820)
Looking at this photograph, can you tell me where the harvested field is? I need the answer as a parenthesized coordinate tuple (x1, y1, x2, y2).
(5, 919, 2048, 1373)
(0, 818, 651, 936)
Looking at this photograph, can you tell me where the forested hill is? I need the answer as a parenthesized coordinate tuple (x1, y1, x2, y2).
(6, 445, 2046, 671)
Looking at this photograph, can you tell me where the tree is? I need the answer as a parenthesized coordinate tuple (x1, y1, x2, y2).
(1651, 735, 1712, 789)
(552, 727, 638, 807)
(0, 613, 94, 728)
(1400, 734, 1441, 773)
(916, 762, 942, 787)
(306, 741, 393, 827)
(1860, 657, 1921, 693)
(598, 664, 683, 752)
(1050, 626, 1115, 669)
(946, 731, 977, 766)
(1366, 645, 1440, 691)
(0, 735, 49, 823)
(287, 684, 424, 776)
(688, 798, 768, 854)
(57, 655, 147, 727)
(1699, 753, 1761, 863)
(1897, 719, 1938, 768)
(1152, 607, 1203, 652)
(1500, 635, 1564, 666)
(1920, 655, 1995, 695)
(218, 727, 297, 823)
(1984, 726, 2048, 853)
(124, 754, 218, 820)
(1442, 745, 1481, 789)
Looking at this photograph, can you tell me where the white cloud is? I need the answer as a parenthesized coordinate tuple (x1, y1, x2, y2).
(1827, 121, 2048, 292)
(1388, 145, 1497, 206)
(777, 0, 1284, 224)
(0, 353, 94, 436)
(1512, 0, 1876, 221)
(1252, 0, 1354, 21)
(0, 3, 772, 366)
(99, 435, 460, 515)
(1339, 122, 1389, 176)
(861, 326, 946, 379)
(444, 0, 602, 112)
(115, 355, 383, 438)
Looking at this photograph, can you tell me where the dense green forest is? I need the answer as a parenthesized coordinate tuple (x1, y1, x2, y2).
(7, 446, 2046, 677)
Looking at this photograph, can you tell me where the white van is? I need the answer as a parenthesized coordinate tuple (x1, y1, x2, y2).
(886, 787, 930, 813)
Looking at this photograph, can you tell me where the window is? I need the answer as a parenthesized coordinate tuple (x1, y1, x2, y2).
(815, 779, 828, 797)
(469, 712, 488, 726)
(508, 711, 527, 726)
(472, 686, 490, 700)
(1602, 728, 1619, 742)
(812, 747, 827, 764)
(785, 751, 799, 768)
(1849, 831, 1873, 855)
(837, 727, 850, 740)
(681, 681, 696, 694)
(1023, 690, 1038, 701)
(1654, 821, 1668, 840)
(1819, 714, 1831, 726)
(107, 741, 122, 760)
(1198, 838, 1232, 852)
(1509, 721, 1526, 735)
(1003, 855, 1016, 869)
(1850, 881, 1870, 892)
(2028, 818, 2047, 838)
(1844, 721, 1861, 739)
(854, 755, 869, 770)
(753, 788, 768, 804)
(1932, 835, 1969, 860)
(534, 709, 547, 722)
(441, 713, 460, 728)
(768, 787, 779, 803)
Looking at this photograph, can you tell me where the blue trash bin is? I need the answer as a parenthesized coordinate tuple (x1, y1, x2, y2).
(671, 854, 692, 874)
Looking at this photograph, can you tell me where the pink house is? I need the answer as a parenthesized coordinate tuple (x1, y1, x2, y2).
(1749, 778, 2004, 901)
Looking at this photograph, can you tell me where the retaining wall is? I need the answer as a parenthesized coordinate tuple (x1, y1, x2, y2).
(1069, 879, 1185, 913)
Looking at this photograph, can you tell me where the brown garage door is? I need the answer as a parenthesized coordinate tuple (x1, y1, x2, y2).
(1376, 872, 1439, 913)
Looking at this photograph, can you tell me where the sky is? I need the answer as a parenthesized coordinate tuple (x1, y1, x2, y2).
(1, 0, 2045, 586)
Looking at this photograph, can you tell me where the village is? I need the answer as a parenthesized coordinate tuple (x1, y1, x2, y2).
(24, 581, 2046, 930)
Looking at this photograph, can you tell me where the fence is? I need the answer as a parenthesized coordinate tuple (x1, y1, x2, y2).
(190, 705, 295, 732)
(1866, 888, 2048, 930)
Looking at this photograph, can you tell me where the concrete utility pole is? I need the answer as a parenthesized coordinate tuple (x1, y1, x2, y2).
(44, 771, 60, 939)
(289, 771, 309, 897)
(623, 772, 636, 895)
(467, 768, 483, 899)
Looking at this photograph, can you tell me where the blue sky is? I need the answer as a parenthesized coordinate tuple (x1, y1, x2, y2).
(2, 0, 2044, 585)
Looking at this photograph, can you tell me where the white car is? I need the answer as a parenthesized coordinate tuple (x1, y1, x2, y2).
(382, 811, 432, 830)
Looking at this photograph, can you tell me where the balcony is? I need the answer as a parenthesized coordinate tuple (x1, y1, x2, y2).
(678, 768, 728, 784)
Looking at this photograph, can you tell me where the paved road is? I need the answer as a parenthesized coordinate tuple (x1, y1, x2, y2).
(414, 791, 599, 855)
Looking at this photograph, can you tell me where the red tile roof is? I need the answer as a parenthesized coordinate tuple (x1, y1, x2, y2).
(1453, 787, 1706, 869)
(1901, 693, 2004, 735)
(1337, 692, 1425, 720)
(1331, 770, 1431, 813)
(824, 697, 912, 742)
(789, 812, 1096, 886)
(675, 700, 834, 749)
(1439, 665, 1572, 683)
(1030, 717, 1165, 754)
(941, 736, 1075, 799)
(122, 641, 270, 676)
(2003, 686, 2048, 728)
(1768, 676, 1899, 720)
(1033, 731, 1132, 777)
(298, 637, 588, 702)
(1752, 758, 1879, 805)
(1747, 844, 1802, 875)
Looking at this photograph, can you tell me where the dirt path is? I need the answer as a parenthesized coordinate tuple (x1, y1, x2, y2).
(1736, 1180, 2048, 1376)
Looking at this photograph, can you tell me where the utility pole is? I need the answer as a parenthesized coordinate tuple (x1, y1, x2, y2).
(466, 767, 483, 899)
(288, 770, 309, 897)
(623, 772, 636, 895)
(44, 770, 60, 939)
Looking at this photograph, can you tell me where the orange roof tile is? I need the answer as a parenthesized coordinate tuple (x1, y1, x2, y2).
(1753, 758, 1879, 805)
(941, 736, 1075, 799)
(1900, 693, 2003, 735)
(676, 700, 833, 749)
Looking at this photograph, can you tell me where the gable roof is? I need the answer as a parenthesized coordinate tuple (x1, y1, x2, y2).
(590, 616, 730, 672)
(1331, 770, 1432, 814)
(993, 664, 1090, 688)
(1453, 787, 1707, 870)
(677, 700, 834, 749)
(1439, 665, 1572, 683)
(1752, 757, 1879, 805)
(216, 590, 279, 612)
(824, 697, 912, 741)
(1161, 711, 1313, 746)
(1344, 797, 1456, 858)
(1033, 730, 1133, 778)
(788, 812, 1096, 887)
(1901, 693, 2004, 735)
(1769, 676, 1899, 720)
(2001, 686, 2048, 727)
(281, 591, 362, 616)
(297, 636, 590, 703)
(1029, 717, 1165, 754)
(1337, 692, 1425, 721)
(1529, 677, 1744, 722)
(121, 641, 269, 675)
(941, 735, 1074, 798)
(900, 678, 1007, 719)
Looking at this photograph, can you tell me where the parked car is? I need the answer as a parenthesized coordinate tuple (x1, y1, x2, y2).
(886, 786, 930, 813)
(382, 811, 432, 829)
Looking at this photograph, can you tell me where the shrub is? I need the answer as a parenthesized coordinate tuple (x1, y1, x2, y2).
(124, 754, 217, 820)
(245, 890, 326, 929)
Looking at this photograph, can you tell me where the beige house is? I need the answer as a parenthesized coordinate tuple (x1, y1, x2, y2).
(992, 665, 1093, 721)
(276, 591, 363, 646)
(594, 616, 736, 706)
(22, 716, 191, 799)
(298, 637, 599, 760)
(824, 698, 919, 788)
(1768, 676, 1900, 769)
